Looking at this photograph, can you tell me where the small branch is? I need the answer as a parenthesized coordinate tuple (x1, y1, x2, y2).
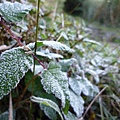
(0, 17, 46, 68)
(32, 54, 46, 69)
(33, 0, 41, 73)
(0, 19, 23, 46)
(81, 86, 108, 119)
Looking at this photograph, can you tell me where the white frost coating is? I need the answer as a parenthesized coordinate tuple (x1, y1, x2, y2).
(41, 70, 66, 107)
(70, 90, 84, 117)
(31, 96, 64, 120)
(41, 62, 70, 107)
(36, 51, 63, 59)
(0, 1, 32, 23)
(69, 76, 98, 97)
(37, 41, 75, 53)
(0, 47, 33, 100)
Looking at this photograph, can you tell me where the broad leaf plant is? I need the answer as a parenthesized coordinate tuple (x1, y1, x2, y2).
(0, 1, 119, 120)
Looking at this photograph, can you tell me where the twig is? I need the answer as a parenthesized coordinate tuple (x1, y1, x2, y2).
(33, 0, 41, 73)
(0, 19, 23, 46)
(81, 86, 108, 119)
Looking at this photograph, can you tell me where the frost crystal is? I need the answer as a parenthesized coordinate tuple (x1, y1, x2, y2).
(0, 47, 33, 99)
(41, 62, 70, 107)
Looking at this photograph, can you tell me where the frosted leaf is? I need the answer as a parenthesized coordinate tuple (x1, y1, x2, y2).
(105, 65, 119, 73)
(41, 62, 70, 107)
(59, 58, 78, 71)
(69, 90, 84, 117)
(40, 104, 57, 120)
(69, 77, 99, 96)
(0, 47, 33, 99)
(83, 38, 102, 46)
(36, 51, 63, 59)
(85, 68, 100, 83)
(37, 41, 74, 53)
(30, 65, 44, 75)
(31, 96, 63, 120)
(63, 111, 78, 120)
(0, 2, 32, 23)
(69, 78, 82, 95)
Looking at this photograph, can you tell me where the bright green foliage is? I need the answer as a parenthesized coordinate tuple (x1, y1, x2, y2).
(0, 47, 33, 99)
(41, 62, 70, 107)
(0, 2, 32, 23)
(31, 96, 64, 120)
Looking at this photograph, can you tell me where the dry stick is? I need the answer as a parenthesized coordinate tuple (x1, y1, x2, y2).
(9, 93, 13, 120)
(81, 86, 108, 119)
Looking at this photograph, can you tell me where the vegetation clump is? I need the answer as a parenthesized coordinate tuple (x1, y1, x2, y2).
(0, 0, 120, 120)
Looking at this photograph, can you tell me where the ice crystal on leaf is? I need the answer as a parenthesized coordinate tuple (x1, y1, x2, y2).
(0, 2, 32, 23)
(0, 47, 33, 99)
(41, 62, 70, 107)
(31, 96, 63, 120)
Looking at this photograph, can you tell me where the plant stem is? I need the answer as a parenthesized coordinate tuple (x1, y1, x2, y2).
(82, 86, 108, 119)
(9, 93, 13, 120)
(99, 97, 104, 120)
(33, 0, 41, 72)
(0, 20, 23, 46)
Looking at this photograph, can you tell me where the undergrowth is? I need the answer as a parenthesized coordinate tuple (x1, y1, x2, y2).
(0, 0, 120, 120)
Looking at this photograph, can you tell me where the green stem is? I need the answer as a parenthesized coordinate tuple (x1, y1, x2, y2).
(30, 1, 41, 120)
(99, 97, 104, 120)
(33, 0, 41, 73)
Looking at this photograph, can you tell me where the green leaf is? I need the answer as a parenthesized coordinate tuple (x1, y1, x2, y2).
(36, 49, 63, 59)
(69, 77, 99, 97)
(31, 96, 64, 120)
(63, 111, 78, 120)
(69, 90, 84, 117)
(40, 33, 48, 39)
(0, 2, 32, 23)
(30, 65, 44, 75)
(40, 104, 57, 120)
(0, 47, 33, 99)
(41, 62, 70, 107)
(83, 38, 102, 46)
(59, 58, 78, 72)
(62, 99, 70, 115)
(85, 68, 100, 83)
(37, 41, 74, 53)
